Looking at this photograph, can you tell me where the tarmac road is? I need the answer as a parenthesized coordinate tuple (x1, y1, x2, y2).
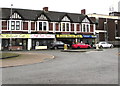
(2, 48, 118, 84)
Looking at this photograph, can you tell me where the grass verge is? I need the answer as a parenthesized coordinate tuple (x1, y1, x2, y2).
(1, 53, 19, 59)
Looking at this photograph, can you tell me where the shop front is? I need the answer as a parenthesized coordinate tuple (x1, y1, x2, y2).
(0, 34, 55, 50)
(56, 34, 96, 46)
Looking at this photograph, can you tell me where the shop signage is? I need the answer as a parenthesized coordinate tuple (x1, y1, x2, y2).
(82, 35, 96, 38)
(56, 34, 83, 38)
(31, 34, 55, 38)
(0, 34, 30, 38)
(0, 34, 55, 38)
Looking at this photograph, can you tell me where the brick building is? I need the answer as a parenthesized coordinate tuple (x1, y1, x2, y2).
(88, 13, 120, 46)
(0, 7, 96, 50)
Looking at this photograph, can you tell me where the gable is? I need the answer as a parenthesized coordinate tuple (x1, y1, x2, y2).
(61, 16, 70, 21)
(38, 14, 48, 20)
(82, 18, 90, 23)
(10, 12, 22, 19)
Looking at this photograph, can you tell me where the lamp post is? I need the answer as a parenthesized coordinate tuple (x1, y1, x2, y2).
(104, 21, 108, 42)
(9, 4, 13, 50)
(115, 20, 118, 37)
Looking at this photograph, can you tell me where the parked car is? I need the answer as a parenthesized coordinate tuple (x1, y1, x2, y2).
(50, 41, 70, 49)
(72, 43, 91, 49)
(93, 41, 113, 48)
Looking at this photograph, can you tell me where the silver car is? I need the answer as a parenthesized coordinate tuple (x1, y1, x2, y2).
(93, 41, 113, 48)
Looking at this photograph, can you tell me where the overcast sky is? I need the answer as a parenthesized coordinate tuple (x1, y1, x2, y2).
(0, 0, 119, 15)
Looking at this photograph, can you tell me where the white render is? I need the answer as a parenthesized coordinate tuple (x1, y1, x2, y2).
(27, 39, 32, 50)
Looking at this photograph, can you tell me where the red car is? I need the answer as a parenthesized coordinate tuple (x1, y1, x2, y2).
(72, 43, 91, 49)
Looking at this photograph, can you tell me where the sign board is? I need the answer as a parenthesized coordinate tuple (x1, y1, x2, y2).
(56, 34, 83, 38)
(0, 34, 55, 38)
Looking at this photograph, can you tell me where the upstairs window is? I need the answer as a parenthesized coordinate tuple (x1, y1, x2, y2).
(38, 21, 48, 31)
(10, 21, 21, 30)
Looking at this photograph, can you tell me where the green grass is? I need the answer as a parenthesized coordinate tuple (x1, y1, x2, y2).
(0, 53, 19, 59)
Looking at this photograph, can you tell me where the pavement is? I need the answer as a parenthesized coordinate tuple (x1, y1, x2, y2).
(0, 52, 55, 68)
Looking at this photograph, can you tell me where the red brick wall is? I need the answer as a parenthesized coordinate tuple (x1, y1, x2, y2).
(71, 24, 74, 31)
(23, 22, 28, 30)
(90, 24, 93, 32)
(55, 23, 59, 31)
(49, 23, 53, 31)
(76, 24, 80, 31)
(31, 22, 35, 30)
(2, 21, 7, 30)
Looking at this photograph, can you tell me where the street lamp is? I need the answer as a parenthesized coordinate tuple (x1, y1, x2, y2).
(104, 21, 108, 42)
(9, 4, 13, 50)
(115, 20, 118, 37)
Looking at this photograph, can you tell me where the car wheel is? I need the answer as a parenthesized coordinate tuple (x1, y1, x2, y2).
(87, 46, 90, 49)
(100, 46, 103, 48)
(78, 46, 81, 49)
(54, 46, 58, 50)
(110, 45, 113, 48)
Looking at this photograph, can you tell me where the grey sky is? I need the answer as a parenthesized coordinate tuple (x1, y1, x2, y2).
(0, 0, 119, 14)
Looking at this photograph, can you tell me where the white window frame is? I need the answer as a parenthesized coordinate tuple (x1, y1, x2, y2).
(37, 21, 48, 31)
(9, 20, 22, 31)
(60, 22, 71, 32)
(81, 23, 90, 32)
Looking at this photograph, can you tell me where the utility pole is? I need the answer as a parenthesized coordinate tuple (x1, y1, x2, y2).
(9, 4, 13, 50)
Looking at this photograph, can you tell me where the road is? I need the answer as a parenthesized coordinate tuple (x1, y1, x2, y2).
(2, 48, 118, 84)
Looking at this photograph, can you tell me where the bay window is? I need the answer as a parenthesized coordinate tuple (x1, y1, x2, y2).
(9, 20, 21, 30)
(37, 21, 48, 31)
(61, 22, 70, 32)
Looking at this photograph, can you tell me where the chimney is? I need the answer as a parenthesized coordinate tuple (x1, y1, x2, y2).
(43, 7, 48, 11)
(81, 9, 86, 15)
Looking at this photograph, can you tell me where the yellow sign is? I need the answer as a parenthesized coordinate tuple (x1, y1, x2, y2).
(0, 34, 30, 38)
(56, 34, 83, 38)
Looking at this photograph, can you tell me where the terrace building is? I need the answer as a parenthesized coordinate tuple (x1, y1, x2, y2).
(0, 7, 96, 50)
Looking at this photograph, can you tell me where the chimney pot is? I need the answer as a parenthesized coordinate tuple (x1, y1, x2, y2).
(81, 9, 86, 15)
(43, 7, 48, 11)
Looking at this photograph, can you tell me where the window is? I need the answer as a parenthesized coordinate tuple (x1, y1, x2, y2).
(38, 21, 48, 31)
(66, 23, 69, 31)
(61, 23, 70, 32)
(87, 25, 89, 32)
(62, 23, 65, 31)
(16, 21, 20, 30)
(39, 22, 42, 30)
(43, 22, 47, 30)
(83, 24, 86, 32)
(10, 21, 21, 30)
(11, 21, 15, 30)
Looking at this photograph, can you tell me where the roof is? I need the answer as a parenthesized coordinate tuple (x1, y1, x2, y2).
(1, 8, 94, 23)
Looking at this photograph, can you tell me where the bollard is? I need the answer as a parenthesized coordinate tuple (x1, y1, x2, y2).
(64, 44, 67, 50)
(96, 44, 99, 49)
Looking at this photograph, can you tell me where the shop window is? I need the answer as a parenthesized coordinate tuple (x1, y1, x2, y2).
(11, 39, 22, 46)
